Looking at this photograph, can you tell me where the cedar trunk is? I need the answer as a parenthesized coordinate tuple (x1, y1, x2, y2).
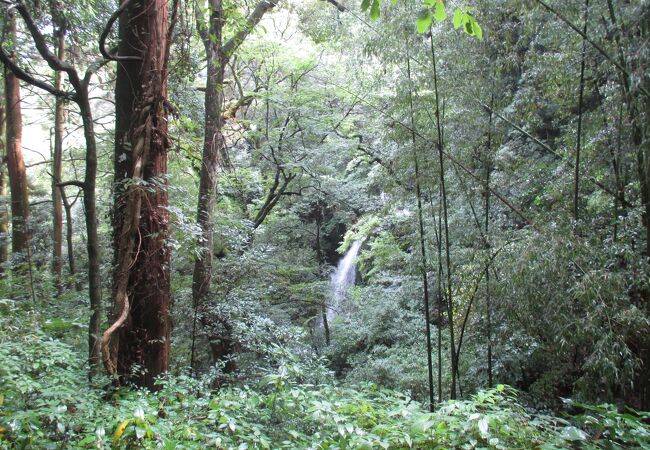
(4, 12, 29, 257)
(106, 0, 171, 389)
(0, 85, 8, 272)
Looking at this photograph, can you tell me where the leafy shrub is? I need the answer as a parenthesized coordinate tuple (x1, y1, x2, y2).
(1, 304, 648, 449)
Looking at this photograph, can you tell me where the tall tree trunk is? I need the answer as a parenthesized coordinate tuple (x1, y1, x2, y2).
(78, 91, 102, 376)
(315, 212, 330, 346)
(434, 190, 443, 402)
(60, 187, 79, 287)
(3, 12, 30, 258)
(0, 85, 8, 274)
(192, 0, 279, 371)
(192, 1, 226, 366)
(52, 30, 65, 296)
(104, 0, 173, 389)
(610, 104, 624, 241)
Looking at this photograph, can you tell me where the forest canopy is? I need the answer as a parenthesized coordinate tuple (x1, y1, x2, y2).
(0, 0, 649, 448)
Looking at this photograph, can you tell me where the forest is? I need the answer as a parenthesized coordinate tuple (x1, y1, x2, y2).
(0, 0, 649, 448)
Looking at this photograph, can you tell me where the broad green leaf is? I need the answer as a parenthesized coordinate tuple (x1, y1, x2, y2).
(424, 0, 436, 6)
(361, 0, 371, 12)
(464, 19, 473, 35)
(434, 0, 447, 22)
(561, 426, 588, 441)
(370, 0, 381, 19)
(478, 417, 489, 435)
(78, 435, 96, 445)
(472, 20, 483, 39)
(416, 9, 433, 33)
(453, 8, 463, 29)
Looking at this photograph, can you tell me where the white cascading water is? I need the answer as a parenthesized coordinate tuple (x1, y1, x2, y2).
(327, 239, 364, 321)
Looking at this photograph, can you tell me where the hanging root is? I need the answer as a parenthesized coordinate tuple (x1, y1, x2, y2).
(100, 294, 130, 375)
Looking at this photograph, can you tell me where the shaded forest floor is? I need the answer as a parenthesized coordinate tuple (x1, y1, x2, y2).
(1, 301, 649, 449)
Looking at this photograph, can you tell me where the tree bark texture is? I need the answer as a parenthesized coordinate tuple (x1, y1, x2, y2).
(192, 0, 226, 327)
(3, 12, 30, 257)
(104, 0, 172, 389)
(77, 90, 103, 376)
(0, 85, 8, 273)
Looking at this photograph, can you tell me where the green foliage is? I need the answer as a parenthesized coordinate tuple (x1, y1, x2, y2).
(339, 215, 380, 253)
(363, 0, 482, 39)
(357, 231, 407, 280)
(3, 308, 646, 449)
(569, 400, 650, 448)
(3, 0, 650, 449)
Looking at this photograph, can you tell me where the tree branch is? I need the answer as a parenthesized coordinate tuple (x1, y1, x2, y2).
(0, 45, 73, 99)
(11, 1, 82, 89)
(57, 180, 86, 189)
(474, 95, 561, 159)
(222, 0, 280, 63)
(98, 0, 140, 62)
(320, 0, 346, 12)
(223, 94, 256, 120)
(194, 0, 209, 43)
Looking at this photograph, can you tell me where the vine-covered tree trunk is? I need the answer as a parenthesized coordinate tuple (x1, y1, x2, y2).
(104, 0, 174, 389)
(484, 96, 494, 388)
(0, 85, 8, 274)
(3, 12, 29, 257)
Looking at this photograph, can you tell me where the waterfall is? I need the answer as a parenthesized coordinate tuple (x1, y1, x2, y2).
(327, 239, 364, 321)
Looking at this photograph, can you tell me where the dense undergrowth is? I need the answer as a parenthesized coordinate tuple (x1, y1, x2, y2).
(1, 301, 649, 449)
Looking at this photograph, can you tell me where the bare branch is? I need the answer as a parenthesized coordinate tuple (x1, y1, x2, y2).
(57, 180, 86, 189)
(0, 45, 73, 99)
(11, 1, 82, 89)
(474, 96, 561, 159)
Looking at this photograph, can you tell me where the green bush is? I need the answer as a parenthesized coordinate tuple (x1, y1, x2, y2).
(1, 304, 648, 449)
